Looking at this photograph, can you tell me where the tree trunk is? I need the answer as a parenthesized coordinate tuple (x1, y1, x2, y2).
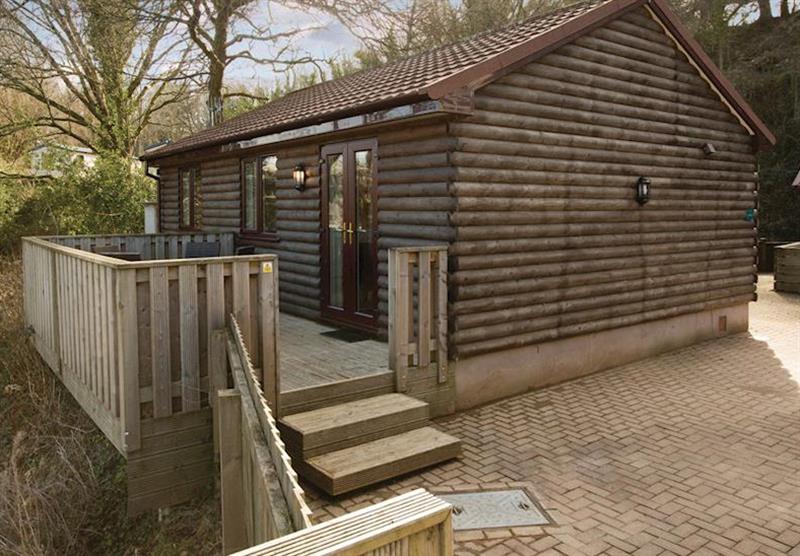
(757, 0, 773, 20)
(207, 1, 232, 127)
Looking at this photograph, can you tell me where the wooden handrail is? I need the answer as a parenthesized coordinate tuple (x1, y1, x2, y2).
(232, 489, 453, 556)
(218, 316, 311, 554)
(388, 245, 448, 391)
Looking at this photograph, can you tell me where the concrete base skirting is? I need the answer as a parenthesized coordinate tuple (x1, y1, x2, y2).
(453, 303, 749, 410)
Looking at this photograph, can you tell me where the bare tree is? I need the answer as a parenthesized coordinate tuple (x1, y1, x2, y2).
(0, 0, 195, 157)
(157, 0, 333, 126)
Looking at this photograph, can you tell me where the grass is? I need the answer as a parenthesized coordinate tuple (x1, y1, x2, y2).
(0, 256, 221, 555)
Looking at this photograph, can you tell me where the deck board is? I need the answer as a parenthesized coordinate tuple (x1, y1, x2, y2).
(279, 315, 389, 392)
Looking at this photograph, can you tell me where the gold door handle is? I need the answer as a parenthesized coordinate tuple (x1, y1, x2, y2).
(345, 223, 354, 245)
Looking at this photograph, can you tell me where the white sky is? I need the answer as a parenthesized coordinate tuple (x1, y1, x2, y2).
(224, 3, 361, 87)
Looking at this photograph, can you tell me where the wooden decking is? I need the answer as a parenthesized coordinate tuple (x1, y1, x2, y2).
(279, 315, 389, 392)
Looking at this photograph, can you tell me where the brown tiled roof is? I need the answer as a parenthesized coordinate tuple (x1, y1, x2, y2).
(144, 0, 613, 159)
(145, 0, 774, 160)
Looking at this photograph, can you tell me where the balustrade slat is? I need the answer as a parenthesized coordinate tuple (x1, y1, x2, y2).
(418, 252, 432, 369)
(150, 266, 172, 418)
(179, 265, 201, 411)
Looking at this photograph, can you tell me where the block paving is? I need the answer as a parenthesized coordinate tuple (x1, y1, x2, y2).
(307, 275, 800, 555)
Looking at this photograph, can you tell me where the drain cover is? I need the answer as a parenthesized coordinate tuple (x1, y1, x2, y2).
(437, 489, 550, 530)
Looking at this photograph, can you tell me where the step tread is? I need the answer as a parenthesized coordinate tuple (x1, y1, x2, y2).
(280, 393, 427, 435)
(305, 427, 461, 494)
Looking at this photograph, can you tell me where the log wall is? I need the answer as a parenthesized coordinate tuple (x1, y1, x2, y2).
(448, 7, 758, 359)
(156, 119, 456, 330)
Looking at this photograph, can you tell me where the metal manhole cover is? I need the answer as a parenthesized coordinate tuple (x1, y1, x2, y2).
(437, 489, 551, 530)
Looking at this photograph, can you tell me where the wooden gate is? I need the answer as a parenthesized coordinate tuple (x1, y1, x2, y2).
(388, 245, 449, 391)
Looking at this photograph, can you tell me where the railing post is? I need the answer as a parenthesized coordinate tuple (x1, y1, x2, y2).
(116, 268, 141, 452)
(389, 249, 411, 392)
(436, 249, 448, 384)
(258, 259, 280, 416)
(50, 247, 62, 375)
(209, 328, 228, 456)
(218, 388, 247, 555)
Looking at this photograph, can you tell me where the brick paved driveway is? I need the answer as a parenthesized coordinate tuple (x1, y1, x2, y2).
(308, 276, 800, 555)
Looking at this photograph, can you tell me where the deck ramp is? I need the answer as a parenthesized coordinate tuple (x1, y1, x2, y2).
(279, 393, 460, 495)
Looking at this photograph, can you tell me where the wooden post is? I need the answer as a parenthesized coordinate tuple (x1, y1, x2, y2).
(258, 259, 280, 416)
(418, 251, 431, 369)
(209, 329, 227, 456)
(218, 389, 247, 555)
(436, 250, 448, 384)
(49, 248, 62, 375)
(390, 251, 411, 392)
(116, 268, 141, 452)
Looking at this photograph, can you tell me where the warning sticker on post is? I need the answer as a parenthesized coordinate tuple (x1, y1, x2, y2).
(262, 262, 273, 273)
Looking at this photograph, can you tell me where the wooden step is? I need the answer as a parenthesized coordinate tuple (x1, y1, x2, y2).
(302, 426, 461, 496)
(279, 393, 429, 459)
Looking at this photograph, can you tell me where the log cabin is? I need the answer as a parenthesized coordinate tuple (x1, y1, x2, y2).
(23, 0, 777, 515)
(142, 0, 774, 411)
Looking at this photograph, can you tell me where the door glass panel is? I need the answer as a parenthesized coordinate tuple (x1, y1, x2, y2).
(261, 155, 278, 232)
(327, 153, 344, 309)
(243, 160, 257, 230)
(354, 149, 376, 313)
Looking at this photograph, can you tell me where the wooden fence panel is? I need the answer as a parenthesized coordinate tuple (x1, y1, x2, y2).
(233, 489, 453, 556)
(23, 238, 127, 453)
(23, 235, 282, 513)
(45, 232, 236, 260)
(218, 316, 311, 553)
(388, 246, 449, 392)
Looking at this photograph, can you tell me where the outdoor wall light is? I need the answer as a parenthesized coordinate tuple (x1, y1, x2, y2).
(293, 164, 306, 191)
(635, 176, 651, 205)
(702, 142, 717, 156)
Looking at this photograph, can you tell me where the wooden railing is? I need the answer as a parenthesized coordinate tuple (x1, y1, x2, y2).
(233, 489, 453, 556)
(22, 235, 277, 456)
(217, 316, 312, 555)
(388, 246, 449, 391)
(45, 231, 235, 260)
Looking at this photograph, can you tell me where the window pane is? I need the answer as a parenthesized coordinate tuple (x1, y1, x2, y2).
(243, 160, 257, 230)
(354, 150, 376, 313)
(327, 153, 344, 309)
(180, 169, 192, 228)
(261, 155, 277, 232)
(194, 169, 201, 226)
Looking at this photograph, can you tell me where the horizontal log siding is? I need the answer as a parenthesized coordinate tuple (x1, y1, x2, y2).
(199, 158, 241, 231)
(265, 144, 322, 320)
(449, 8, 757, 358)
(159, 167, 179, 231)
(159, 159, 240, 232)
(376, 123, 456, 332)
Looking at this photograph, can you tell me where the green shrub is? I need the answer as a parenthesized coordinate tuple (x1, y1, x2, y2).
(0, 153, 154, 253)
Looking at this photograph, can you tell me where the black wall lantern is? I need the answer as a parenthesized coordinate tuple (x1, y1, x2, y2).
(293, 164, 306, 191)
(635, 176, 651, 205)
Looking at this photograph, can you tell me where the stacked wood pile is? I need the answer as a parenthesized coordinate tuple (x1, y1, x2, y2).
(448, 7, 758, 358)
